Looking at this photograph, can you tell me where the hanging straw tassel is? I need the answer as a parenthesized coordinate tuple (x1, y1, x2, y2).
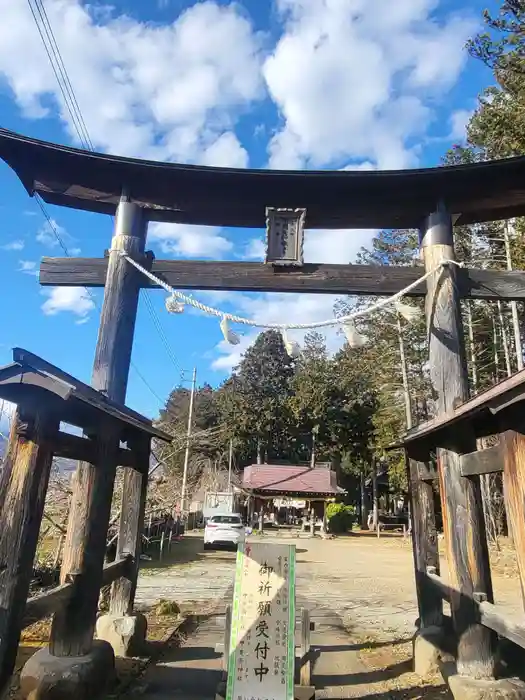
(165, 294, 185, 314)
(281, 330, 301, 358)
(220, 316, 240, 345)
(394, 300, 422, 323)
(342, 320, 368, 348)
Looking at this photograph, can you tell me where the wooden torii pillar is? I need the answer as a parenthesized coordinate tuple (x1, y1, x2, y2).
(49, 193, 151, 659)
(411, 203, 496, 690)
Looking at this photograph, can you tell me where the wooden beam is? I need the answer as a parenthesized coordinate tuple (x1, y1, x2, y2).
(408, 458, 443, 629)
(0, 411, 58, 695)
(420, 205, 496, 679)
(22, 558, 130, 627)
(460, 444, 504, 477)
(50, 430, 140, 469)
(416, 461, 439, 481)
(110, 437, 150, 616)
(479, 601, 525, 650)
(49, 424, 121, 656)
(426, 571, 525, 650)
(426, 568, 452, 603)
(500, 430, 525, 608)
(39, 257, 525, 301)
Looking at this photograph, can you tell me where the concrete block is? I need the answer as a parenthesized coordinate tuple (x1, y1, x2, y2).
(20, 640, 114, 700)
(95, 612, 147, 657)
(413, 625, 443, 677)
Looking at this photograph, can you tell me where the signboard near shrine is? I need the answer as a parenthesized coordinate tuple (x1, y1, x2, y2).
(226, 542, 296, 700)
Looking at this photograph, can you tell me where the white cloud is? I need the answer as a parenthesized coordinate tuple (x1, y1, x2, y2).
(18, 260, 38, 275)
(304, 228, 376, 264)
(2, 240, 25, 251)
(211, 291, 344, 372)
(41, 287, 95, 318)
(241, 238, 266, 261)
(36, 219, 64, 247)
(149, 222, 233, 258)
(449, 108, 473, 141)
(0, 0, 263, 164)
(200, 132, 249, 168)
(264, 0, 477, 169)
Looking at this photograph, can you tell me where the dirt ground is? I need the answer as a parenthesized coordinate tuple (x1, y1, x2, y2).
(9, 532, 523, 698)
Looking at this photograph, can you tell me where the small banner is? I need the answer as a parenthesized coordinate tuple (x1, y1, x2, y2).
(226, 542, 296, 700)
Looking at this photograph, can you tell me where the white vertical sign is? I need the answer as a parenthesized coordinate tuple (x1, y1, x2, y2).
(226, 542, 296, 700)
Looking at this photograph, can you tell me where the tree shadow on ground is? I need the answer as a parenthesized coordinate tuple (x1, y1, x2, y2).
(338, 530, 408, 540)
(139, 537, 237, 571)
(363, 686, 450, 699)
(314, 658, 413, 689)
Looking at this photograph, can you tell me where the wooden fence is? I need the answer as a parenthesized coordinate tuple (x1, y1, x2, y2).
(0, 348, 171, 695)
(398, 368, 525, 682)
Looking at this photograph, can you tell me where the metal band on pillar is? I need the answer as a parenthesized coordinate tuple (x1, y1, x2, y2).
(419, 202, 454, 248)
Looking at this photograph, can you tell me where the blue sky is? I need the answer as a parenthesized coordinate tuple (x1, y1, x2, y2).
(0, 0, 498, 420)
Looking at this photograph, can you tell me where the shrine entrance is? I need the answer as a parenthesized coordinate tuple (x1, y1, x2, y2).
(2, 127, 525, 699)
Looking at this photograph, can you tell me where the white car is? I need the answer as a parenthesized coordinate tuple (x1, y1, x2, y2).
(204, 513, 245, 550)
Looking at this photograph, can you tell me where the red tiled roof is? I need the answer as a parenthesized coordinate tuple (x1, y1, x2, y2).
(242, 464, 340, 495)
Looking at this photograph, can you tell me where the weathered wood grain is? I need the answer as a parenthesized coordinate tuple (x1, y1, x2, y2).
(416, 461, 439, 482)
(22, 558, 129, 628)
(300, 608, 312, 686)
(421, 212, 496, 679)
(408, 456, 443, 629)
(399, 365, 525, 448)
(426, 569, 453, 603)
(479, 601, 525, 650)
(48, 430, 139, 468)
(50, 201, 148, 657)
(500, 430, 525, 607)
(49, 426, 120, 656)
(0, 411, 58, 695)
(460, 444, 504, 477)
(39, 257, 525, 301)
(110, 438, 149, 616)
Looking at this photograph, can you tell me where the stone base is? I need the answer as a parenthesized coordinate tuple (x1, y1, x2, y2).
(95, 612, 147, 657)
(413, 625, 444, 677)
(20, 640, 114, 700)
(448, 674, 525, 700)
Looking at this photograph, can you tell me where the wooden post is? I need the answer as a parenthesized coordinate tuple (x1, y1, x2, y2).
(420, 203, 495, 678)
(109, 437, 150, 616)
(500, 430, 525, 606)
(407, 454, 442, 629)
(299, 608, 311, 686)
(0, 410, 58, 694)
(223, 604, 232, 679)
(50, 196, 148, 656)
(50, 425, 119, 655)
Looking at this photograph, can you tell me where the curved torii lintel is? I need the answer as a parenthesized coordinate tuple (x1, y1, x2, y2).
(1, 127, 525, 229)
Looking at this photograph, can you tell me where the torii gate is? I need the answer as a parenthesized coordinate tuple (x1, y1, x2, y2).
(2, 127, 525, 700)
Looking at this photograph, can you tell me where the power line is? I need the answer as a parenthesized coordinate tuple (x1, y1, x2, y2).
(27, 0, 93, 150)
(27, 0, 182, 411)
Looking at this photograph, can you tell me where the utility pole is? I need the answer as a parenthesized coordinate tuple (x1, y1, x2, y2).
(504, 220, 523, 370)
(228, 438, 233, 491)
(181, 368, 197, 516)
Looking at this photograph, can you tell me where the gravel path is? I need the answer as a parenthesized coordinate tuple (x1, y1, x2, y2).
(135, 532, 524, 638)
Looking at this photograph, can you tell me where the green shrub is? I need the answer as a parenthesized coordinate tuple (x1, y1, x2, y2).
(326, 503, 356, 533)
(155, 599, 181, 616)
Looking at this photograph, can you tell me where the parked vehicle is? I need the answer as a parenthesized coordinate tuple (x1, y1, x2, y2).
(203, 490, 242, 522)
(203, 513, 245, 550)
